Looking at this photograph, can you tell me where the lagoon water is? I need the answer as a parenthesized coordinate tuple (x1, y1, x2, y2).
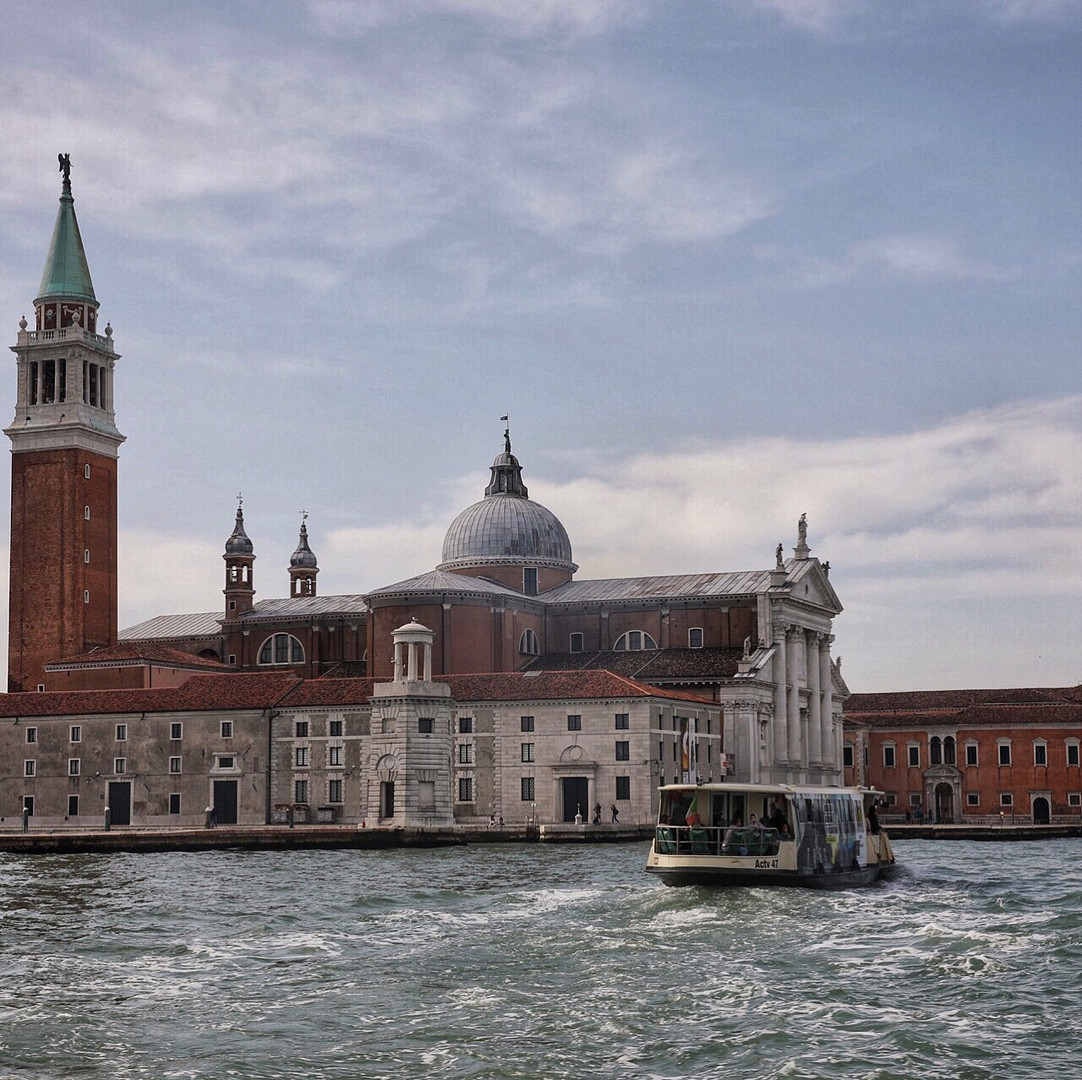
(1, 840, 1080, 1079)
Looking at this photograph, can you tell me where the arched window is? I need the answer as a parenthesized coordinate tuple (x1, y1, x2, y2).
(614, 630, 657, 652)
(943, 736, 956, 765)
(930, 736, 942, 766)
(257, 633, 305, 666)
(519, 628, 540, 656)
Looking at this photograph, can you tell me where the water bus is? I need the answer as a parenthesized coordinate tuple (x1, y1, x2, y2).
(645, 782, 896, 888)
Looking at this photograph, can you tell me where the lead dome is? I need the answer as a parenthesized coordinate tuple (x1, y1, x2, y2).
(438, 435, 577, 573)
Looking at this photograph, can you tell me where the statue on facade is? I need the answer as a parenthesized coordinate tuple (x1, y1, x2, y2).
(742, 636, 751, 661)
(775, 542, 784, 568)
(798, 513, 807, 545)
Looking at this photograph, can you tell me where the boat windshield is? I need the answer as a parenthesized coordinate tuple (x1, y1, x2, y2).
(656, 788, 794, 854)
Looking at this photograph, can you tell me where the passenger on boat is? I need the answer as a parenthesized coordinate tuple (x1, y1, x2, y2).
(778, 822, 792, 841)
(767, 801, 787, 831)
(867, 804, 881, 835)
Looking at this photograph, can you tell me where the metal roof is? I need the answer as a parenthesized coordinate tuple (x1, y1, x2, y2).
(540, 570, 771, 604)
(367, 570, 523, 600)
(37, 173, 96, 303)
(119, 611, 222, 641)
(440, 494, 575, 570)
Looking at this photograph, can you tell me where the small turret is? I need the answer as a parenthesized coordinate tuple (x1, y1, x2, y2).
(289, 512, 319, 597)
(224, 498, 255, 616)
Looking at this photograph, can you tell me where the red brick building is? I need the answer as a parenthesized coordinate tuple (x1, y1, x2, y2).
(844, 687, 1082, 824)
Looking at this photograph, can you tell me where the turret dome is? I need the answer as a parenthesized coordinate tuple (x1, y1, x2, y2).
(225, 504, 254, 555)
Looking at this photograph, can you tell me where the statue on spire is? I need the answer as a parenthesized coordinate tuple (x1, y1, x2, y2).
(500, 414, 511, 454)
(58, 153, 71, 182)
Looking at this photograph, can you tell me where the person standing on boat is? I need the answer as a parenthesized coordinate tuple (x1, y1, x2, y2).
(868, 803, 881, 835)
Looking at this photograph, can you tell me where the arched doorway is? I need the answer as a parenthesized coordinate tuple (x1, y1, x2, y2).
(935, 782, 954, 824)
(1032, 797, 1050, 825)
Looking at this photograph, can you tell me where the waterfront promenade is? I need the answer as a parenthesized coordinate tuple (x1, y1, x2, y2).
(2, 820, 1079, 853)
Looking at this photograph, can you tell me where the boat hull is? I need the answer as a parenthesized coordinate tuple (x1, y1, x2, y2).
(646, 861, 891, 889)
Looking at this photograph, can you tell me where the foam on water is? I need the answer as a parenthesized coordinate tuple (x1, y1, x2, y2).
(1, 840, 1081, 1078)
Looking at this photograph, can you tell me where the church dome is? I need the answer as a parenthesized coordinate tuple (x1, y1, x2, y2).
(225, 505, 254, 556)
(438, 432, 576, 573)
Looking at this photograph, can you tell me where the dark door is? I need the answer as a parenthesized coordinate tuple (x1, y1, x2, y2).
(561, 777, 589, 822)
(108, 782, 131, 826)
(213, 780, 238, 825)
(380, 781, 395, 819)
(1033, 797, 1050, 825)
(935, 782, 954, 824)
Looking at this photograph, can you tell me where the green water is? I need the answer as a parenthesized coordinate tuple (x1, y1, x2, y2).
(0, 840, 1079, 1078)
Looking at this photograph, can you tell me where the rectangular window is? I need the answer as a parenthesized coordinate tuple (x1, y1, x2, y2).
(68, 795, 80, 817)
(169, 756, 182, 774)
(328, 779, 343, 803)
(23, 760, 36, 777)
(329, 745, 343, 767)
(458, 717, 473, 734)
(567, 714, 582, 732)
(615, 713, 630, 730)
(25, 727, 37, 744)
(329, 719, 343, 737)
(295, 720, 309, 738)
(170, 723, 183, 740)
(688, 628, 704, 649)
(70, 725, 82, 743)
(458, 776, 474, 802)
(569, 632, 584, 653)
(966, 743, 978, 767)
(220, 721, 233, 739)
(521, 776, 535, 801)
(615, 775, 631, 801)
(295, 780, 309, 804)
(418, 718, 435, 734)
(999, 743, 1012, 767)
(521, 716, 535, 733)
(1068, 743, 1080, 767)
(1034, 743, 1048, 767)
(843, 744, 854, 768)
(22, 796, 34, 816)
(523, 567, 538, 595)
(615, 741, 630, 761)
(295, 747, 309, 768)
(883, 745, 896, 769)
(967, 793, 980, 806)
(907, 744, 919, 768)
(217, 755, 235, 769)
(909, 792, 922, 806)
(418, 781, 435, 810)
(521, 743, 535, 763)
(1069, 793, 1082, 807)
(169, 793, 181, 815)
(458, 743, 474, 765)
(228, 654, 237, 665)
(1000, 792, 1013, 806)
(114, 758, 126, 775)
(68, 759, 81, 776)
(116, 724, 127, 742)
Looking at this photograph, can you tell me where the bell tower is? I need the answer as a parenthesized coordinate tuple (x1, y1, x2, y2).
(6, 156, 124, 692)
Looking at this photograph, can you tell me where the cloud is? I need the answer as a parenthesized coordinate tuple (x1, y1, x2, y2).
(750, 0, 863, 31)
(757, 233, 1006, 287)
(980, 0, 1082, 23)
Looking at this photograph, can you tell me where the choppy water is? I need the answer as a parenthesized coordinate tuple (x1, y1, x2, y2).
(0, 840, 1080, 1079)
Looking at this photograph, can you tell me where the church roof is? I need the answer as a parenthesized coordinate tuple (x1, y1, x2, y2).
(521, 647, 742, 682)
(366, 570, 525, 601)
(36, 167, 96, 304)
(119, 611, 224, 641)
(540, 570, 770, 603)
(46, 642, 231, 671)
(442, 669, 716, 705)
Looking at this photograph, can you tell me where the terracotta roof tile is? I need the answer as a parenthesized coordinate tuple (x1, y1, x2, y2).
(47, 642, 230, 670)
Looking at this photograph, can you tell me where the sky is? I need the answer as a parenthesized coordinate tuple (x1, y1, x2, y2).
(2, 0, 1082, 692)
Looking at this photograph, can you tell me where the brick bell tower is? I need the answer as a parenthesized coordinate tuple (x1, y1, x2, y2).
(6, 155, 124, 692)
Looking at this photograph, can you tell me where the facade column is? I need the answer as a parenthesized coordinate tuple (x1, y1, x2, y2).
(773, 630, 788, 767)
(819, 637, 834, 776)
(786, 628, 802, 768)
(807, 632, 822, 768)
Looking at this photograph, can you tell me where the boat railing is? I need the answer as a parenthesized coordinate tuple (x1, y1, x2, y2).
(654, 825, 782, 857)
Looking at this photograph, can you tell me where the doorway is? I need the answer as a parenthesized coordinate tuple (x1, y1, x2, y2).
(1032, 796, 1050, 825)
(561, 777, 589, 822)
(108, 782, 131, 826)
(213, 780, 238, 825)
(380, 781, 395, 819)
(934, 782, 954, 824)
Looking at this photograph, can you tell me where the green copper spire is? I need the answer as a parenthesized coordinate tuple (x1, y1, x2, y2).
(35, 154, 96, 305)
